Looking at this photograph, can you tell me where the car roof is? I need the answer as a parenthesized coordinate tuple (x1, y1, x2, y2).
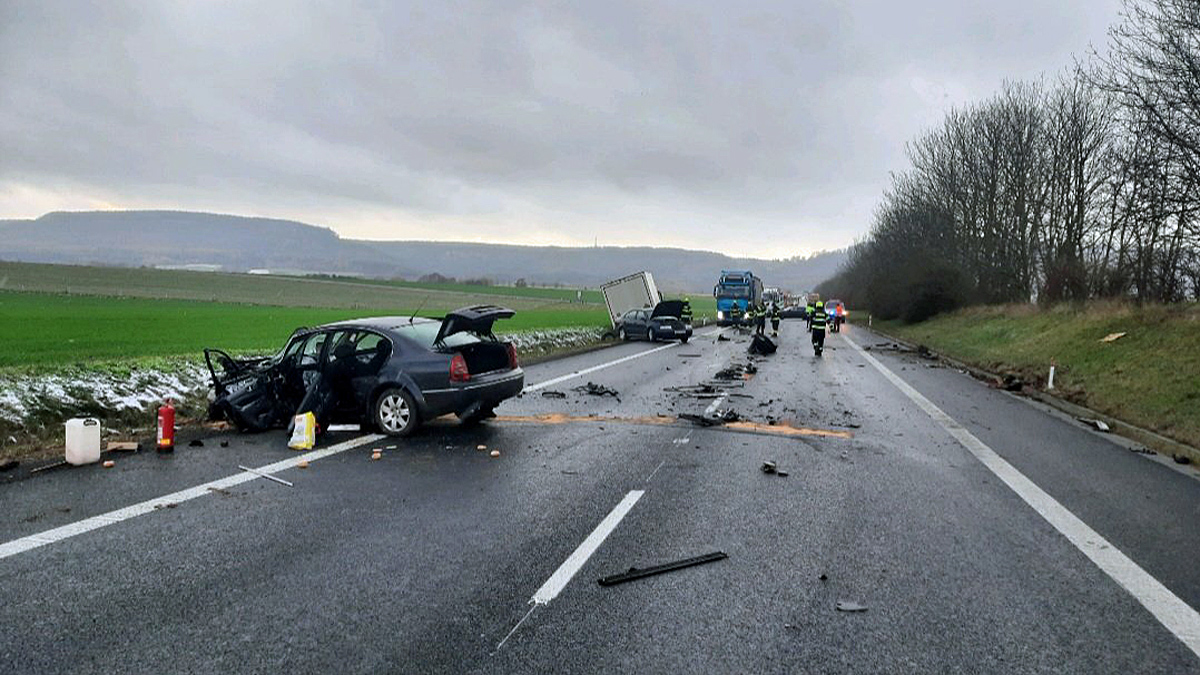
(318, 316, 441, 331)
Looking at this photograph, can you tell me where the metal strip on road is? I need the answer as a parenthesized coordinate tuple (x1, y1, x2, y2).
(522, 329, 722, 394)
(844, 335, 1200, 659)
(0, 434, 383, 561)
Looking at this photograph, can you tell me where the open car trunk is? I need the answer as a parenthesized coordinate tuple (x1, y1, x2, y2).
(449, 341, 512, 375)
(435, 305, 516, 375)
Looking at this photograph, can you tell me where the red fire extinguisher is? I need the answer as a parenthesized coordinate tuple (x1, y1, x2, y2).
(157, 399, 175, 453)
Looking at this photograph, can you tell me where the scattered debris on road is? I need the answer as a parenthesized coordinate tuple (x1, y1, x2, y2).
(574, 381, 620, 400)
(1100, 332, 1127, 343)
(540, 390, 567, 399)
(237, 465, 294, 487)
(220, 441, 229, 448)
(188, 439, 204, 447)
(106, 441, 139, 452)
(297, 460, 310, 468)
(153, 502, 177, 510)
(30, 460, 68, 474)
(748, 334, 777, 355)
(999, 374, 1024, 392)
(597, 551, 728, 586)
(207, 487, 233, 496)
(371, 450, 382, 460)
(1078, 418, 1111, 432)
(0, 459, 20, 472)
(326, 424, 361, 432)
(836, 601, 868, 613)
(1174, 454, 1192, 465)
(102, 460, 115, 469)
(761, 461, 777, 474)
(717, 334, 730, 342)
(917, 345, 938, 360)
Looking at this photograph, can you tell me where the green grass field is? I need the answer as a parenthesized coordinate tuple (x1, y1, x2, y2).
(877, 302, 1200, 449)
(0, 291, 610, 368)
(0, 261, 720, 369)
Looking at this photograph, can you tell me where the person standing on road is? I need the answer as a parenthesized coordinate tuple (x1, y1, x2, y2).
(681, 297, 693, 326)
(770, 302, 781, 337)
(811, 301, 827, 354)
(805, 300, 815, 332)
(755, 303, 766, 335)
(729, 302, 742, 326)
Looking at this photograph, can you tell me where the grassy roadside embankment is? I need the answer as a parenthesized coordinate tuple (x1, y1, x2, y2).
(872, 302, 1200, 451)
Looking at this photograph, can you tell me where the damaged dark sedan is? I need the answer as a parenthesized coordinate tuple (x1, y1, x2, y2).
(615, 300, 692, 343)
(206, 305, 524, 436)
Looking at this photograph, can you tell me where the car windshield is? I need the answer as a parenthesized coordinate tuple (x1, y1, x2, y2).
(718, 286, 750, 298)
(392, 321, 484, 349)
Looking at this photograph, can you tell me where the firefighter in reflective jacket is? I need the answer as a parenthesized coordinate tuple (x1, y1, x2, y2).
(680, 298, 693, 325)
(811, 301, 827, 354)
(729, 302, 743, 325)
(744, 304, 757, 331)
(755, 303, 767, 335)
(805, 300, 816, 332)
(769, 302, 781, 337)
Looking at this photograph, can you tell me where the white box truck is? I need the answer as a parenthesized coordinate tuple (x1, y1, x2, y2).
(601, 271, 660, 327)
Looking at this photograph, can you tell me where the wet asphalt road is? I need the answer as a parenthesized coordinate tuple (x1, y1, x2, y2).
(1, 321, 1198, 674)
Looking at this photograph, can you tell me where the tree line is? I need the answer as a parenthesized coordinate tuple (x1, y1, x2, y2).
(818, 0, 1200, 321)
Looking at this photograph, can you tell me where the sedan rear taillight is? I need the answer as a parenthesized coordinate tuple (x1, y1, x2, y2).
(450, 353, 470, 382)
(506, 343, 519, 369)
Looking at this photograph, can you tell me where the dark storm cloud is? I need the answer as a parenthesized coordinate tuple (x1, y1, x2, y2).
(0, 1, 1121, 255)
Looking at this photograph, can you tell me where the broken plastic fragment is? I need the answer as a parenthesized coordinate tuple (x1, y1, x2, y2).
(836, 601, 868, 612)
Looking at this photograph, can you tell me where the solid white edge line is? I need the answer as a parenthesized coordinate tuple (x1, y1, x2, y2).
(522, 328, 721, 393)
(844, 335, 1200, 658)
(0, 434, 384, 561)
(531, 490, 644, 605)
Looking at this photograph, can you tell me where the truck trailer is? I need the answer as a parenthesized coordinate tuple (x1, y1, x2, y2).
(601, 271, 661, 328)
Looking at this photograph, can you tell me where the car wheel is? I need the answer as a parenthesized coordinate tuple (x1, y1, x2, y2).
(374, 387, 419, 436)
(647, 328, 656, 342)
(680, 336, 689, 343)
(618, 327, 628, 341)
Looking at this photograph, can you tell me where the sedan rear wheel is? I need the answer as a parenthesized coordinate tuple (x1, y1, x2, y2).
(374, 387, 419, 436)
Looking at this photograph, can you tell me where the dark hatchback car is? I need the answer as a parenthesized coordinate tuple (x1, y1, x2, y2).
(205, 305, 524, 436)
(616, 300, 692, 342)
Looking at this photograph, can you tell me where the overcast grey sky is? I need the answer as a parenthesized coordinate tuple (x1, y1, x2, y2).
(0, 1, 1123, 257)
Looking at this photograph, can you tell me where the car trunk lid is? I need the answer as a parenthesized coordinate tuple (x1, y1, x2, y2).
(433, 305, 516, 344)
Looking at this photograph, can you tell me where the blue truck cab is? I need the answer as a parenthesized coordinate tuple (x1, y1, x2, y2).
(713, 270, 763, 326)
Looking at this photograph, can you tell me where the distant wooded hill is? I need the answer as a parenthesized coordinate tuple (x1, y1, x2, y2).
(0, 210, 846, 292)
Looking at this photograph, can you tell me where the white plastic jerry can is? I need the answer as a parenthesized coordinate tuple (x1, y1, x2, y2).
(65, 418, 102, 465)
